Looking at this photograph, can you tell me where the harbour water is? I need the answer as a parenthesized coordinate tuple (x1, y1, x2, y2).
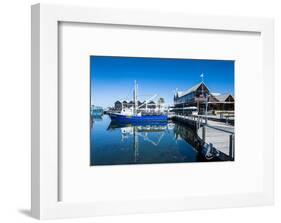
(90, 115, 226, 166)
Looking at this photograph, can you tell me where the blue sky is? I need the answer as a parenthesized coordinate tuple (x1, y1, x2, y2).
(90, 56, 234, 108)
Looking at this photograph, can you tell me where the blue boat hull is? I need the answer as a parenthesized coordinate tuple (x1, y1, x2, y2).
(109, 113, 168, 123)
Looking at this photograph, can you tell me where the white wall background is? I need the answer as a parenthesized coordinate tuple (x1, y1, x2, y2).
(0, 0, 280, 222)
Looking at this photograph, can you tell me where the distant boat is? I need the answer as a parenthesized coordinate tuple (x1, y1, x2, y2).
(91, 105, 104, 117)
(109, 81, 168, 123)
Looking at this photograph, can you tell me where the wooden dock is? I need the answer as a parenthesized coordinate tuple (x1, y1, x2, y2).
(172, 115, 235, 160)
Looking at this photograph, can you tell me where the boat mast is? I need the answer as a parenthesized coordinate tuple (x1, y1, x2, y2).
(133, 126, 139, 163)
(134, 80, 138, 115)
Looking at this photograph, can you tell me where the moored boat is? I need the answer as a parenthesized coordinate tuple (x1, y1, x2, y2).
(109, 81, 168, 123)
(91, 105, 104, 117)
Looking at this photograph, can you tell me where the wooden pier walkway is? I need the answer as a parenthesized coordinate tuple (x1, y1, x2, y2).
(172, 114, 235, 160)
(197, 122, 234, 156)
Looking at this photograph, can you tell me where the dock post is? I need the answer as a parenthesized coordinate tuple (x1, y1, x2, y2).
(229, 134, 234, 161)
(209, 143, 213, 154)
(232, 134, 235, 161)
(202, 126, 206, 142)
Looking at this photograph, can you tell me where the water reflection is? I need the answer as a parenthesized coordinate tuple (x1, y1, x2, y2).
(90, 115, 225, 166)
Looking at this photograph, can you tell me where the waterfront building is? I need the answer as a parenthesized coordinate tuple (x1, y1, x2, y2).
(147, 101, 156, 109)
(174, 82, 234, 114)
(114, 100, 122, 111)
(128, 100, 134, 108)
(114, 100, 157, 110)
(122, 100, 128, 108)
(138, 101, 146, 109)
(114, 99, 162, 113)
(114, 100, 137, 111)
(211, 94, 234, 112)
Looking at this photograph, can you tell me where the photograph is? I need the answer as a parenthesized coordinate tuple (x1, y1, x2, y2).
(90, 56, 235, 166)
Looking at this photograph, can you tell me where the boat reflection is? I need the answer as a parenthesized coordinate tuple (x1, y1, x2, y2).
(108, 121, 168, 144)
(107, 121, 169, 163)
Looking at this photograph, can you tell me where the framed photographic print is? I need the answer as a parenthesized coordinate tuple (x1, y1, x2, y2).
(90, 56, 235, 166)
(31, 4, 274, 219)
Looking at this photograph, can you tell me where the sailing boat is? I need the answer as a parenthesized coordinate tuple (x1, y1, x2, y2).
(109, 81, 168, 123)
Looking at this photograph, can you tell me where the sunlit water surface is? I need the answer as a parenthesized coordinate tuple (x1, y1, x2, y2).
(90, 115, 218, 166)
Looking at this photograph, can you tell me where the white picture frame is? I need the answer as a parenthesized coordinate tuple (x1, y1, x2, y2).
(31, 3, 274, 219)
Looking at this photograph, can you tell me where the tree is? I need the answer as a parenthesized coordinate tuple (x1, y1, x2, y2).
(157, 97, 165, 109)
(158, 97, 165, 104)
